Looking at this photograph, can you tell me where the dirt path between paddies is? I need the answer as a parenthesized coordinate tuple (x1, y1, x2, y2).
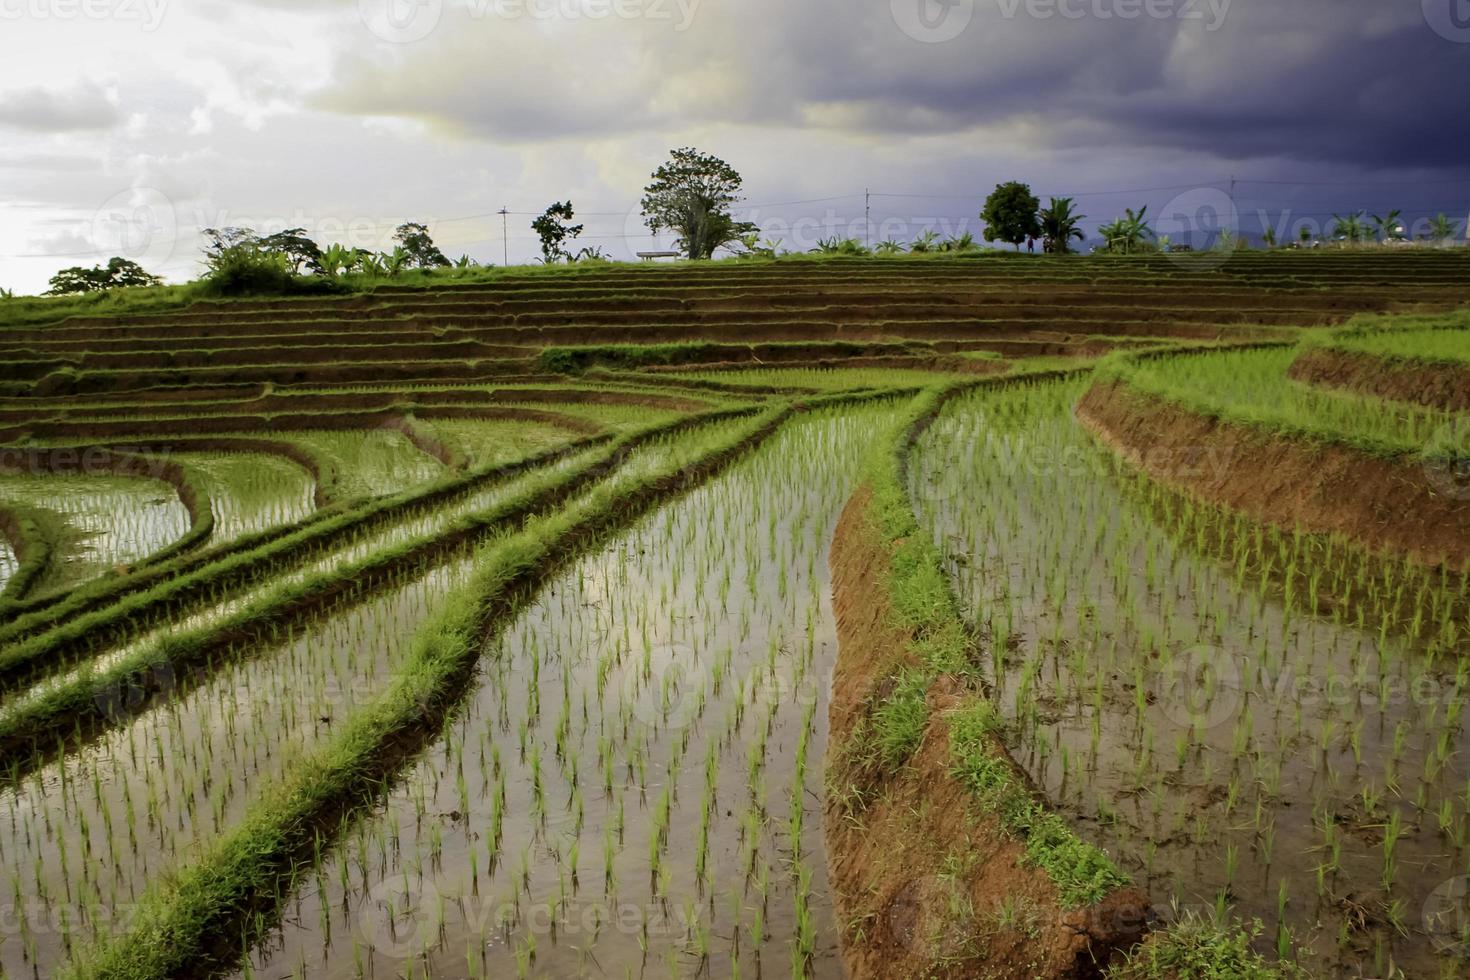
(824, 486, 1148, 979)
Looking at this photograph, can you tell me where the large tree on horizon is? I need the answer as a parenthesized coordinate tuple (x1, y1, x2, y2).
(980, 181, 1042, 251)
(394, 222, 450, 269)
(46, 256, 161, 295)
(532, 201, 584, 263)
(640, 148, 758, 261)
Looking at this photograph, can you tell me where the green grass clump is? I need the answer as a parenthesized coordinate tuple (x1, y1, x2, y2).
(0, 502, 66, 607)
(873, 669, 931, 767)
(1112, 912, 1309, 979)
(947, 701, 1128, 907)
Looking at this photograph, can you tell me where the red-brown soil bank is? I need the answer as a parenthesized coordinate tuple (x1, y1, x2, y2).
(1287, 345, 1470, 414)
(1077, 380, 1470, 568)
(825, 487, 1148, 979)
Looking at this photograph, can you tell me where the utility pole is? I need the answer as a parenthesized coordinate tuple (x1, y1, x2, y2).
(497, 207, 509, 267)
(865, 188, 871, 249)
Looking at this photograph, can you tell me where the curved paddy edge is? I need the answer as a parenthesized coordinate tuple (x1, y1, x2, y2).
(1286, 345, 1470, 414)
(822, 382, 1148, 980)
(1076, 379, 1470, 568)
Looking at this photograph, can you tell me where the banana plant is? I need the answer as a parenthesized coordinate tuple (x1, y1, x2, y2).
(1429, 213, 1462, 244)
(1371, 210, 1405, 242)
(383, 247, 411, 277)
(1098, 207, 1153, 254)
(909, 230, 941, 253)
(318, 243, 355, 277)
(1331, 211, 1370, 244)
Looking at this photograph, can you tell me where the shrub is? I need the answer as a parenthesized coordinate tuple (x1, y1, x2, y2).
(197, 247, 341, 298)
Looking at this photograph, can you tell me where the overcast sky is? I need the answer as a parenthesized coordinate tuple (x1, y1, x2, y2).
(1, 0, 1468, 293)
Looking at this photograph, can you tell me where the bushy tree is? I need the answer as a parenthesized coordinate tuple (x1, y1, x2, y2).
(532, 201, 584, 263)
(199, 226, 330, 296)
(202, 227, 261, 262)
(259, 228, 324, 274)
(980, 181, 1042, 250)
(640, 148, 758, 260)
(394, 222, 449, 269)
(46, 257, 161, 295)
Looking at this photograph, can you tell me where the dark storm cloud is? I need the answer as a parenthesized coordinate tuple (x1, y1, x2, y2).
(314, 0, 1469, 175)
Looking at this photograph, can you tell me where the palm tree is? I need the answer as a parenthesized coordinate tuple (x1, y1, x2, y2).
(1261, 226, 1277, 248)
(1429, 213, 1462, 245)
(1371, 209, 1405, 242)
(1100, 207, 1154, 254)
(1039, 197, 1086, 254)
(938, 231, 977, 253)
(874, 240, 906, 255)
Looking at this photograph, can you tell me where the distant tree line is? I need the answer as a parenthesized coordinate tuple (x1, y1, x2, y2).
(17, 157, 1468, 299)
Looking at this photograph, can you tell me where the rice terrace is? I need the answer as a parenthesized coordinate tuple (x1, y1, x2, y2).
(1, 191, 1468, 980)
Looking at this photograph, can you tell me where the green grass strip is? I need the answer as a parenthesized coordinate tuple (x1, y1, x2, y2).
(859, 377, 1130, 909)
(0, 503, 63, 608)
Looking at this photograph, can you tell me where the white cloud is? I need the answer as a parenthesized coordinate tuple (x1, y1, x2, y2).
(0, 79, 121, 132)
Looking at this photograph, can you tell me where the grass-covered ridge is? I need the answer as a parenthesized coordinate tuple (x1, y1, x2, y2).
(857, 379, 1131, 908)
(1098, 344, 1468, 460)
